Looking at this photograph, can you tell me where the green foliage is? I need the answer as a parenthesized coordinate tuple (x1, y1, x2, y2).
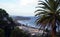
(35, 0, 60, 29)
(0, 27, 31, 37)
(11, 27, 31, 37)
(0, 28, 4, 37)
(0, 8, 17, 37)
(0, 8, 31, 37)
(35, 0, 60, 37)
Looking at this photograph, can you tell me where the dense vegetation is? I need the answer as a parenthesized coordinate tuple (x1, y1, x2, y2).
(0, 27, 31, 37)
(35, 0, 60, 37)
(0, 8, 31, 37)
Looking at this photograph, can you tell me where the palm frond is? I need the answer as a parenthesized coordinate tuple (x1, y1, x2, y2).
(36, 15, 51, 24)
(36, 6, 46, 9)
(57, 20, 60, 25)
(48, 0, 55, 8)
(57, 9, 60, 12)
(35, 9, 46, 13)
(38, 1, 53, 11)
(35, 0, 60, 30)
(57, 15, 60, 22)
(35, 12, 48, 16)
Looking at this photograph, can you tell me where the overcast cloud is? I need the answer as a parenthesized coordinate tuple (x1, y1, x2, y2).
(0, 0, 38, 16)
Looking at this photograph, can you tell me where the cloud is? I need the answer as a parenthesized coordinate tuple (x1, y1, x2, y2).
(19, 0, 38, 6)
(0, 0, 38, 16)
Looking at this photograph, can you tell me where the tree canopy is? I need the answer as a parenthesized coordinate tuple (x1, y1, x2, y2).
(35, 0, 60, 37)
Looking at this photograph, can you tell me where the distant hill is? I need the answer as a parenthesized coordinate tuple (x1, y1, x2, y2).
(11, 16, 31, 20)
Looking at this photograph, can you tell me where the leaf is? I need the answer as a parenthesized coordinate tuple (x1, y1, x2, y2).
(38, 0, 54, 12)
(35, 9, 45, 13)
(35, 11, 48, 16)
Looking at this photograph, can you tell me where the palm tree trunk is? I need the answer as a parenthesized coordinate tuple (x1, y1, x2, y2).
(51, 25, 56, 37)
(51, 18, 56, 37)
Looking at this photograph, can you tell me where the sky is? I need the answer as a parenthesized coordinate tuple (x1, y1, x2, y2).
(0, 0, 38, 16)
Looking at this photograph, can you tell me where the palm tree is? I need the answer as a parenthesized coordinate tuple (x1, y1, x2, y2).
(0, 8, 17, 37)
(35, 0, 60, 37)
